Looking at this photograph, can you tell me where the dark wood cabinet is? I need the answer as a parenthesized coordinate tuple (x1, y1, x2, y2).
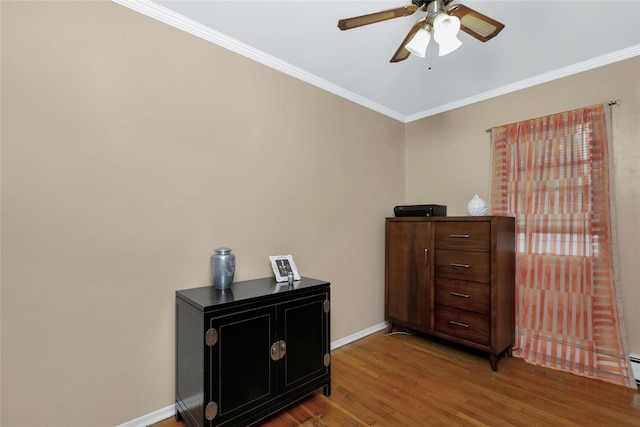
(176, 277, 331, 427)
(385, 216, 515, 370)
(385, 220, 432, 331)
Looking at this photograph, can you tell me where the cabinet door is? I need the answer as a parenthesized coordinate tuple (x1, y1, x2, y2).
(278, 292, 330, 394)
(385, 220, 432, 330)
(209, 305, 277, 425)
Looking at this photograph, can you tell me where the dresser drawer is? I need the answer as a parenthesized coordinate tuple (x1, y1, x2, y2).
(435, 305, 490, 345)
(434, 277, 490, 315)
(435, 249, 490, 283)
(435, 222, 490, 251)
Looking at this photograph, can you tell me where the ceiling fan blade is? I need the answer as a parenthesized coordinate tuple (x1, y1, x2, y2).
(338, 5, 418, 30)
(390, 18, 427, 63)
(448, 4, 505, 42)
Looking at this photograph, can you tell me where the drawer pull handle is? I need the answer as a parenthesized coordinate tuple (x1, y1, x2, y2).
(449, 321, 470, 328)
(424, 248, 429, 266)
(450, 292, 470, 298)
(450, 234, 470, 238)
(450, 263, 470, 268)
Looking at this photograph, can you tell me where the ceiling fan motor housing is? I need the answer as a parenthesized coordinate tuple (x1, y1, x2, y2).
(412, 0, 455, 11)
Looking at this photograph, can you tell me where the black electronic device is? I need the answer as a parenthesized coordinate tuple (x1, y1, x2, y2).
(394, 204, 447, 217)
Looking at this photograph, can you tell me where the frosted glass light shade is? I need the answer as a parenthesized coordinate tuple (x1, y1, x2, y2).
(437, 35, 462, 56)
(433, 13, 461, 39)
(433, 13, 462, 56)
(405, 27, 431, 58)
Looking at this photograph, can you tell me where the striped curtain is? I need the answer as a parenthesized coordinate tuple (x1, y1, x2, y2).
(490, 104, 636, 388)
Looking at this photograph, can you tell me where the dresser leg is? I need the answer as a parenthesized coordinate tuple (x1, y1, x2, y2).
(507, 346, 513, 357)
(387, 322, 394, 333)
(490, 354, 498, 371)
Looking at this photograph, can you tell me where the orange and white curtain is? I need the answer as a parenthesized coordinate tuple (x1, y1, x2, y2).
(489, 104, 636, 388)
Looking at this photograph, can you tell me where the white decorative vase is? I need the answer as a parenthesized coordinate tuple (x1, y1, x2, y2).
(467, 194, 489, 216)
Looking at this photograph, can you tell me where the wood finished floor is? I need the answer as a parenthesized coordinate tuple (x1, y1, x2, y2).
(154, 330, 640, 427)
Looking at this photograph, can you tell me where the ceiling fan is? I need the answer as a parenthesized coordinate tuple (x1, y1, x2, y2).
(337, 0, 505, 63)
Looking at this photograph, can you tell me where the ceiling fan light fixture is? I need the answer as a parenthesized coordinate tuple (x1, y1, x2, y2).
(405, 26, 431, 58)
(433, 13, 462, 56)
(337, 0, 505, 63)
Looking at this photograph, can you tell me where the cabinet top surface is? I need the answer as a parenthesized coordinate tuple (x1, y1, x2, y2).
(176, 276, 329, 310)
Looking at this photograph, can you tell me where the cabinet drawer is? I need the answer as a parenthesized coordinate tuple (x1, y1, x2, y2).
(435, 249, 490, 283)
(434, 277, 490, 315)
(435, 305, 490, 345)
(435, 222, 490, 251)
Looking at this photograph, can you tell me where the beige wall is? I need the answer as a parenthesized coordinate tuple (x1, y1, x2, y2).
(1, 2, 404, 425)
(405, 57, 640, 356)
(2, 1, 638, 426)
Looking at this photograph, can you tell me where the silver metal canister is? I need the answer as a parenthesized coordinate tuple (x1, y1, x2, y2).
(211, 247, 235, 289)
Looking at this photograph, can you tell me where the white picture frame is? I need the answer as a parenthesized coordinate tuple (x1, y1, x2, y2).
(269, 255, 301, 282)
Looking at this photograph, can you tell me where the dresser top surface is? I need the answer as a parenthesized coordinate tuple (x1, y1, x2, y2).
(176, 276, 330, 311)
(386, 215, 514, 222)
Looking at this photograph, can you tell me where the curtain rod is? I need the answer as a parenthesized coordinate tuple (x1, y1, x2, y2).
(485, 99, 622, 133)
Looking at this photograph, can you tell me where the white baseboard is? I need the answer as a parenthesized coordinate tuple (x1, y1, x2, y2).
(331, 321, 388, 350)
(116, 404, 175, 427)
(117, 322, 388, 427)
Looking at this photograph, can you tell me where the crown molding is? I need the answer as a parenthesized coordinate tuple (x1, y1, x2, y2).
(405, 44, 640, 123)
(111, 0, 406, 122)
(112, 1, 638, 124)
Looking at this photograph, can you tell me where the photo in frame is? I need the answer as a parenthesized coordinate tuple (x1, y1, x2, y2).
(269, 255, 301, 282)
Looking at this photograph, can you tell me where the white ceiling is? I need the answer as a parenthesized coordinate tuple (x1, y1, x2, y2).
(115, 0, 640, 122)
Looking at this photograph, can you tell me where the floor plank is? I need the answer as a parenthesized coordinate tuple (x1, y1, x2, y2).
(154, 330, 640, 427)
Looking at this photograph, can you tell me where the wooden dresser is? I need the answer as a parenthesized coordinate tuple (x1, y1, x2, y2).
(385, 216, 515, 370)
